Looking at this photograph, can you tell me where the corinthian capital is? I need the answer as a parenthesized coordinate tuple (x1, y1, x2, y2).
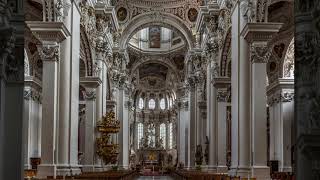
(250, 42, 271, 63)
(84, 90, 96, 100)
(37, 44, 60, 61)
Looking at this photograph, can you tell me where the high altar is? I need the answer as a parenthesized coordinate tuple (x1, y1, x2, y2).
(136, 137, 167, 168)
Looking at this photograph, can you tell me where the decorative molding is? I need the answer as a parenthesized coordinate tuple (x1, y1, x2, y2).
(250, 42, 271, 63)
(115, 0, 202, 28)
(267, 89, 294, 106)
(281, 91, 294, 102)
(216, 89, 229, 102)
(283, 38, 294, 78)
(37, 44, 60, 61)
(55, 0, 71, 22)
(84, 90, 97, 100)
(24, 88, 42, 103)
(26, 21, 71, 43)
(80, 76, 102, 88)
(241, 23, 283, 43)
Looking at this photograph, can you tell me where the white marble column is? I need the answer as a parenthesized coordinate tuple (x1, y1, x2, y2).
(80, 77, 101, 172)
(69, 2, 81, 170)
(57, 26, 72, 177)
(250, 54, 270, 179)
(241, 22, 282, 179)
(213, 78, 231, 173)
(195, 86, 203, 147)
(188, 85, 196, 168)
(23, 78, 42, 169)
(267, 79, 294, 172)
(207, 65, 217, 170)
(37, 43, 61, 178)
(229, 2, 250, 176)
(216, 93, 228, 172)
(117, 87, 129, 169)
(95, 59, 104, 124)
(83, 89, 97, 171)
(27, 21, 70, 178)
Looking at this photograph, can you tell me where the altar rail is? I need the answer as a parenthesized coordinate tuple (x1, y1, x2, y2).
(172, 170, 256, 180)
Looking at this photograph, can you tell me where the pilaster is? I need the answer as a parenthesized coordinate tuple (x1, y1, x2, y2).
(213, 77, 231, 173)
(27, 21, 70, 178)
(80, 76, 102, 172)
(242, 22, 282, 179)
(23, 77, 42, 169)
(267, 78, 294, 173)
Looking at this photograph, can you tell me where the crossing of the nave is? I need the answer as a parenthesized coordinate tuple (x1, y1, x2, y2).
(3, 0, 313, 179)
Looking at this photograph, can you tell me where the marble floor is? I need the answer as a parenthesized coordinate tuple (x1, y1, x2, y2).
(135, 176, 174, 180)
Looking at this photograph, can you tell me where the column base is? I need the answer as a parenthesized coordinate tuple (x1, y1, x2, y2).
(251, 166, 270, 180)
(93, 165, 104, 172)
(119, 165, 129, 170)
(228, 166, 250, 177)
(281, 166, 292, 172)
(56, 164, 71, 177)
(37, 164, 57, 178)
(70, 165, 82, 175)
(82, 165, 95, 172)
(216, 165, 228, 173)
(56, 164, 81, 176)
(24, 164, 31, 170)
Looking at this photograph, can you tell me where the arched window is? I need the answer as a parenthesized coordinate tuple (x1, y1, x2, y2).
(148, 99, 156, 109)
(160, 123, 166, 148)
(160, 98, 166, 110)
(137, 123, 143, 149)
(169, 122, 173, 149)
(138, 98, 144, 109)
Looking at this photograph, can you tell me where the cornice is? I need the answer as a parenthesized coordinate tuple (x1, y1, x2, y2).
(267, 78, 294, 96)
(24, 76, 42, 91)
(195, 3, 220, 32)
(212, 76, 231, 88)
(26, 21, 71, 43)
(241, 22, 283, 43)
(80, 76, 102, 88)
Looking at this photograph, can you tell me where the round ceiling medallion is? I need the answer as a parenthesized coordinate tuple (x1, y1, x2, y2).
(117, 7, 128, 22)
(187, 8, 198, 22)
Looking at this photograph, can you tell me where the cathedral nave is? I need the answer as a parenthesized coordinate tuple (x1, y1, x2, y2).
(13, 0, 302, 179)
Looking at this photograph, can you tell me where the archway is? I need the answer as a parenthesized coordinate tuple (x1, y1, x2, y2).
(119, 12, 194, 50)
